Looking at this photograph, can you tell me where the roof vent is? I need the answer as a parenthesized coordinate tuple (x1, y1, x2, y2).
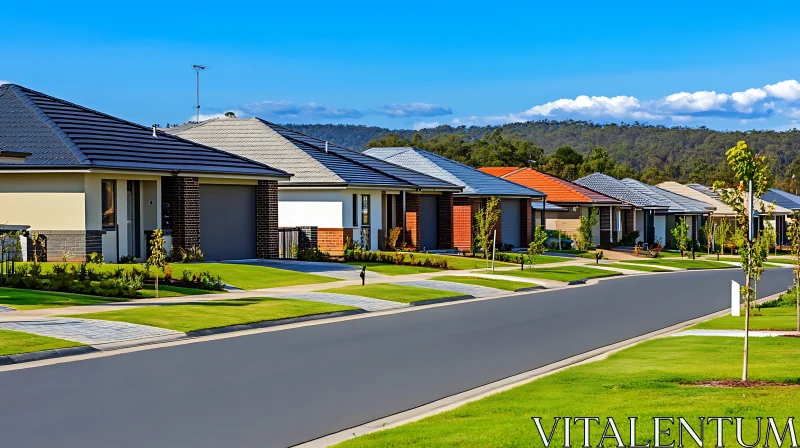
(152, 124, 158, 138)
(324, 141, 329, 153)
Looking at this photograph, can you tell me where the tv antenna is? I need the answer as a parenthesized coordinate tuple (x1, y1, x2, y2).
(192, 64, 208, 123)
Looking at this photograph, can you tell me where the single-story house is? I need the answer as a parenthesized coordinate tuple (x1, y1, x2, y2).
(0, 84, 290, 262)
(363, 148, 546, 251)
(761, 188, 800, 246)
(168, 118, 461, 253)
(479, 167, 621, 244)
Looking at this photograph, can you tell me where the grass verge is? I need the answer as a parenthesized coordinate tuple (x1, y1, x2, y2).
(602, 263, 670, 272)
(335, 337, 800, 447)
(620, 259, 733, 270)
(492, 266, 620, 283)
(69, 298, 355, 333)
(137, 284, 222, 299)
(0, 329, 83, 356)
(321, 284, 458, 304)
(430, 276, 538, 291)
(0, 287, 127, 310)
(345, 262, 439, 276)
(183, 263, 338, 289)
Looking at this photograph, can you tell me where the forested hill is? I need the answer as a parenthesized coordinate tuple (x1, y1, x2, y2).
(283, 121, 800, 186)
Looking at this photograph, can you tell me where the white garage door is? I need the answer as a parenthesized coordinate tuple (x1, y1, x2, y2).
(200, 184, 257, 261)
(500, 199, 521, 248)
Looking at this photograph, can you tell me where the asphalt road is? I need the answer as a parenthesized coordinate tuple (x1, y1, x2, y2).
(0, 268, 792, 448)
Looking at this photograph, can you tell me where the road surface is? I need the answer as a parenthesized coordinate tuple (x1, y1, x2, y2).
(0, 268, 791, 447)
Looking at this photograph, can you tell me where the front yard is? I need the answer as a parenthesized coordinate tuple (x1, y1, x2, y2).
(0, 287, 128, 310)
(619, 259, 733, 270)
(69, 298, 356, 333)
(345, 262, 439, 276)
(494, 266, 620, 283)
(602, 263, 669, 272)
(321, 284, 459, 304)
(430, 276, 538, 291)
(178, 263, 338, 289)
(335, 336, 800, 447)
(0, 329, 83, 356)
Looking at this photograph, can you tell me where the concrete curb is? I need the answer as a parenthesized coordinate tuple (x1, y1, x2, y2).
(408, 295, 474, 307)
(0, 345, 98, 366)
(185, 310, 367, 337)
(296, 290, 787, 447)
(514, 285, 546, 292)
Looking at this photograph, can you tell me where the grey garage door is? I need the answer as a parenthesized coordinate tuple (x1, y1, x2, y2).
(419, 195, 439, 250)
(500, 199, 521, 248)
(200, 184, 257, 261)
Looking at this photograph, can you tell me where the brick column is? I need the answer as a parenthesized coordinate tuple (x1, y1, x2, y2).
(405, 193, 421, 250)
(437, 192, 454, 249)
(256, 180, 279, 258)
(521, 199, 533, 246)
(453, 197, 473, 251)
(162, 176, 200, 259)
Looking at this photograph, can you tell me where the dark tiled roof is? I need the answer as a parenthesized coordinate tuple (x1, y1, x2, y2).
(574, 173, 664, 208)
(762, 188, 800, 211)
(363, 147, 545, 197)
(0, 84, 289, 177)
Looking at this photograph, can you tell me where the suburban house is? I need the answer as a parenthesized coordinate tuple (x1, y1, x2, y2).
(0, 84, 291, 262)
(761, 188, 800, 246)
(657, 181, 737, 222)
(167, 118, 461, 253)
(573, 173, 667, 247)
(362, 148, 546, 251)
(618, 178, 714, 248)
(478, 167, 621, 244)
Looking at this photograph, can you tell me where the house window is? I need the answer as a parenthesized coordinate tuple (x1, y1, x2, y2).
(101, 180, 116, 229)
(361, 195, 371, 226)
(352, 194, 358, 226)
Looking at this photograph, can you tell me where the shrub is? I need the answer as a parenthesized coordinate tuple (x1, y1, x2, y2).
(386, 227, 402, 250)
(118, 255, 137, 264)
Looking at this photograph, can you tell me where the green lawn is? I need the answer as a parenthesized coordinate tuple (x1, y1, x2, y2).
(321, 284, 459, 304)
(693, 306, 799, 331)
(336, 337, 800, 447)
(380, 252, 518, 270)
(620, 259, 733, 270)
(602, 263, 670, 272)
(344, 262, 439, 276)
(137, 284, 222, 298)
(492, 266, 620, 283)
(497, 253, 573, 265)
(182, 263, 338, 289)
(69, 298, 355, 333)
(0, 329, 83, 356)
(0, 287, 127, 310)
(430, 276, 538, 291)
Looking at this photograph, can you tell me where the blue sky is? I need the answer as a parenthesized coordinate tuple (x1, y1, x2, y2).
(3, 0, 800, 131)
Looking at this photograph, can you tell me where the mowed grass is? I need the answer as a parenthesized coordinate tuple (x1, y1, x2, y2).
(183, 263, 338, 289)
(137, 284, 222, 299)
(693, 306, 799, 331)
(335, 337, 800, 447)
(602, 263, 669, 272)
(493, 266, 620, 283)
(0, 287, 127, 310)
(345, 262, 439, 276)
(0, 329, 83, 356)
(495, 253, 573, 265)
(321, 284, 458, 304)
(381, 252, 518, 270)
(620, 259, 733, 270)
(69, 298, 355, 333)
(431, 276, 538, 291)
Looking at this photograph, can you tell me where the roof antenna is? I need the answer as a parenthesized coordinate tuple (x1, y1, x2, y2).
(192, 64, 208, 123)
(325, 141, 329, 153)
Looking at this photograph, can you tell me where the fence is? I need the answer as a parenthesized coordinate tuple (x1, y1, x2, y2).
(277, 227, 318, 259)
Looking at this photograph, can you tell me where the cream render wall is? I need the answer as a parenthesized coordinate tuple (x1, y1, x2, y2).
(0, 173, 86, 230)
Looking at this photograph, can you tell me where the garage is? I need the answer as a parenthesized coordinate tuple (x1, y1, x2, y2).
(419, 195, 439, 250)
(500, 199, 521, 248)
(200, 184, 257, 261)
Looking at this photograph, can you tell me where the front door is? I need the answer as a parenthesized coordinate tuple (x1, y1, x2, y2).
(126, 181, 141, 259)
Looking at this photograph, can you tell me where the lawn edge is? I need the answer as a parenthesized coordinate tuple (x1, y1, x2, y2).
(408, 295, 473, 307)
(0, 345, 97, 366)
(297, 290, 786, 448)
(184, 309, 366, 337)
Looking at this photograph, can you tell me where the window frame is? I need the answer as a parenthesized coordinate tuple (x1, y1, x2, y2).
(361, 194, 371, 226)
(101, 179, 117, 230)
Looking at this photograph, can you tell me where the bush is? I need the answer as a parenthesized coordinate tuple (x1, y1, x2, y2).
(620, 231, 640, 246)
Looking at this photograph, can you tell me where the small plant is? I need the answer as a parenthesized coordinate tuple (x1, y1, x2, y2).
(147, 229, 168, 298)
(670, 217, 690, 257)
(594, 250, 603, 264)
(474, 196, 501, 268)
(386, 227, 402, 250)
(118, 255, 137, 264)
(88, 252, 105, 264)
(576, 210, 599, 251)
(527, 225, 548, 270)
(181, 269, 192, 284)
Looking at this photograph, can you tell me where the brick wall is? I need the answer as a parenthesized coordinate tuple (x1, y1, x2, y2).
(256, 180, 279, 258)
(437, 192, 454, 249)
(453, 197, 476, 251)
(405, 193, 421, 250)
(318, 228, 354, 254)
(162, 176, 200, 260)
(521, 198, 533, 245)
(28, 230, 103, 262)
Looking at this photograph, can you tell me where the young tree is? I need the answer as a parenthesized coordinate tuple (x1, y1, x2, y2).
(716, 219, 731, 257)
(787, 211, 800, 332)
(714, 140, 771, 382)
(473, 197, 501, 269)
(576, 209, 599, 251)
(147, 229, 168, 299)
(702, 218, 715, 255)
(671, 217, 689, 257)
(528, 225, 548, 270)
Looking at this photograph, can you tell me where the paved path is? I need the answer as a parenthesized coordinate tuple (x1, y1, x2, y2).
(274, 292, 408, 312)
(0, 269, 791, 448)
(0, 318, 181, 345)
(395, 279, 504, 297)
(675, 329, 798, 337)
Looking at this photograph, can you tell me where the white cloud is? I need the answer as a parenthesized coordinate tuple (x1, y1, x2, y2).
(374, 103, 452, 118)
(455, 79, 800, 126)
(413, 121, 440, 130)
(243, 100, 364, 120)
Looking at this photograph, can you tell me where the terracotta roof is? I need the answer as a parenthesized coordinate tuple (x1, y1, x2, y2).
(478, 167, 619, 204)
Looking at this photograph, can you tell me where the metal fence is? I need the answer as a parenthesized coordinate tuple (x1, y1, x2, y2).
(277, 227, 318, 259)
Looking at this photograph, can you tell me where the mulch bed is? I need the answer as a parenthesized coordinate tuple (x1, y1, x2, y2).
(690, 380, 800, 388)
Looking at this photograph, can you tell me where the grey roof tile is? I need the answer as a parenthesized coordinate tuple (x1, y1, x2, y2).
(620, 179, 713, 214)
(574, 173, 665, 208)
(0, 84, 289, 177)
(363, 147, 545, 197)
(762, 188, 800, 211)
